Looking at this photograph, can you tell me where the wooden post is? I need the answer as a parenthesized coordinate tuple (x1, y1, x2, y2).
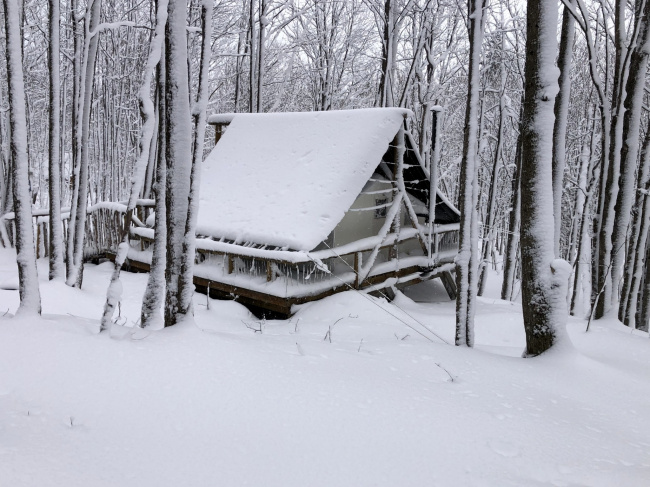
(354, 252, 362, 288)
(266, 261, 273, 282)
(227, 254, 234, 274)
(214, 124, 223, 145)
(43, 223, 49, 257)
(440, 270, 458, 300)
(36, 223, 41, 259)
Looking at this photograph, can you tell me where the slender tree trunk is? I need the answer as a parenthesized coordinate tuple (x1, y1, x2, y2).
(501, 102, 524, 301)
(100, 0, 168, 330)
(178, 0, 212, 318)
(3, 0, 41, 314)
(378, 0, 394, 108)
(248, 0, 257, 112)
(552, 0, 575, 256)
(141, 42, 167, 329)
(48, 0, 64, 280)
(478, 44, 506, 296)
(621, 111, 650, 327)
(614, 1, 650, 321)
(638, 236, 650, 331)
(163, 0, 194, 327)
(256, 0, 267, 113)
(67, 0, 101, 288)
(570, 135, 597, 316)
(596, 0, 637, 317)
(520, 0, 569, 356)
(66, 0, 83, 278)
(455, 0, 484, 347)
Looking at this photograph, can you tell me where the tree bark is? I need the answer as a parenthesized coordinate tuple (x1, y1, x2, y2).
(48, 0, 64, 280)
(141, 41, 167, 329)
(178, 0, 213, 317)
(455, 0, 485, 347)
(66, 0, 101, 288)
(163, 0, 194, 327)
(501, 102, 524, 302)
(100, 0, 168, 330)
(520, 0, 568, 356)
(614, 0, 650, 322)
(552, 0, 575, 256)
(3, 0, 41, 314)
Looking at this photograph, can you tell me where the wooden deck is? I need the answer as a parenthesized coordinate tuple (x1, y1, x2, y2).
(3, 199, 459, 319)
(107, 249, 456, 318)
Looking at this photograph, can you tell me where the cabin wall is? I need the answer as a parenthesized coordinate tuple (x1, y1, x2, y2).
(331, 179, 393, 248)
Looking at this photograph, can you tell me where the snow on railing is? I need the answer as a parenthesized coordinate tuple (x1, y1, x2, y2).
(0, 200, 155, 258)
(1, 199, 458, 297)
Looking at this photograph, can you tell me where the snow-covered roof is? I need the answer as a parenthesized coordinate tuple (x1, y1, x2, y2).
(197, 108, 411, 251)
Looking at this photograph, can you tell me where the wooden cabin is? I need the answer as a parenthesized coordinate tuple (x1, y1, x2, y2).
(180, 107, 460, 316)
(26, 108, 459, 317)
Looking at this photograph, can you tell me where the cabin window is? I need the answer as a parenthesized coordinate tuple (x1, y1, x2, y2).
(375, 198, 388, 218)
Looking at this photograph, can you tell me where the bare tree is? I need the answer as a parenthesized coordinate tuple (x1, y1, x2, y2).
(66, 0, 101, 288)
(163, 0, 194, 327)
(48, 0, 64, 280)
(552, 0, 575, 255)
(455, 0, 486, 347)
(3, 0, 41, 314)
(178, 0, 213, 318)
(520, 0, 569, 356)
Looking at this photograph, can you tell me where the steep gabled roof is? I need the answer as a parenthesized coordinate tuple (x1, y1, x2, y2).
(197, 108, 410, 251)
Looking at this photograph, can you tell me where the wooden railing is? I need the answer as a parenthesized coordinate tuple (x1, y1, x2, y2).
(1, 201, 458, 295)
(0, 200, 155, 259)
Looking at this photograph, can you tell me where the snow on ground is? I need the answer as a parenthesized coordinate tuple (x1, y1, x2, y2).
(0, 247, 649, 486)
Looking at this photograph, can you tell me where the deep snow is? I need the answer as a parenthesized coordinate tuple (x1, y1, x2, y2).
(0, 247, 649, 486)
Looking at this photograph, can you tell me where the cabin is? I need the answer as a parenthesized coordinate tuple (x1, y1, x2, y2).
(181, 107, 460, 316)
(11, 108, 459, 317)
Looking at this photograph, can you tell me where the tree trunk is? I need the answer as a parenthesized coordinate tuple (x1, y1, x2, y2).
(66, 0, 83, 280)
(621, 109, 650, 327)
(100, 0, 168, 331)
(178, 0, 213, 318)
(570, 136, 597, 317)
(141, 41, 167, 329)
(378, 0, 394, 108)
(501, 101, 524, 302)
(48, 0, 64, 280)
(478, 39, 507, 296)
(3, 0, 41, 314)
(455, 0, 484, 347)
(552, 0, 575, 256)
(614, 1, 650, 322)
(595, 0, 635, 318)
(520, 0, 568, 356)
(256, 0, 267, 113)
(163, 0, 194, 327)
(67, 0, 101, 288)
(248, 0, 257, 112)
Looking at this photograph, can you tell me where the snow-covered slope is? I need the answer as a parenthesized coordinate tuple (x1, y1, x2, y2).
(197, 108, 410, 250)
(0, 248, 648, 486)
